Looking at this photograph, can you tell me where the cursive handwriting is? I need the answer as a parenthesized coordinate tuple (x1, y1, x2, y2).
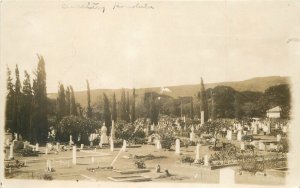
(112, 2, 155, 10)
(62, 1, 106, 13)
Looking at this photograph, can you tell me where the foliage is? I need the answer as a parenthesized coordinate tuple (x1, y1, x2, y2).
(43, 172, 53, 180)
(103, 93, 112, 134)
(86, 80, 93, 118)
(180, 155, 194, 163)
(134, 160, 146, 169)
(57, 115, 100, 144)
(21, 148, 39, 157)
(157, 126, 175, 150)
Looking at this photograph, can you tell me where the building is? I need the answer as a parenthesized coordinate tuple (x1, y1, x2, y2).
(266, 106, 282, 118)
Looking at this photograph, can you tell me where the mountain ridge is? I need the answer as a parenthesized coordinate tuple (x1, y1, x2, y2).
(47, 76, 290, 107)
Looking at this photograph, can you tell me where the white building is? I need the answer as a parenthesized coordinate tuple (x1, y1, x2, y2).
(266, 106, 282, 118)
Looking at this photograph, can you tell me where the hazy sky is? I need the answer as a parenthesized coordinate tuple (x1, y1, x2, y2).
(1, 1, 299, 93)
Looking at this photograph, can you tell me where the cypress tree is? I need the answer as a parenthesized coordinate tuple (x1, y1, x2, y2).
(70, 86, 77, 116)
(120, 89, 127, 121)
(13, 65, 22, 140)
(86, 80, 93, 118)
(103, 93, 112, 134)
(200, 77, 209, 122)
(66, 86, 71, 115)
(56, 83, 66, 121)
(131, 88, 136, 123)
(32, 55, 48, 143)
(20, 71, 32, 140)
(5, 66, 15, 137)
(111, 92, 117, 122)
(190, 97, 194, 120)
(126, 91, 130, 122)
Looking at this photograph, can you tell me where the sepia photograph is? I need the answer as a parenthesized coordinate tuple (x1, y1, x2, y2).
(1, 0, 300, 187)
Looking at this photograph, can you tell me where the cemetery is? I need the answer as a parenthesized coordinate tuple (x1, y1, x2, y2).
(4, 114, 289, 184)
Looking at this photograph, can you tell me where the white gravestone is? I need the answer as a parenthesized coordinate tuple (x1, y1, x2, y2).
(9, 144, 14, 160)
(45, 144, 48, 155)
(240, 142, 245, 151)
(190, 131, 195, 142)
(56, 143, 60, 151)
(35, 143, 39, 151)
(259, 141, 265, 151)
(194, 144, 201, 163)
(204, 155, 209, 166)
(201, 111, 204, 125)
(80, 144, 84, 150)
(72, 146, 77, 164)
(227, 130, 232, 141)
(100, 124, 108, 147)
(277, 134, 282, 142)
(122, 140, 127, 152)
(110, 137, 114, 152)
(156, 140, 162, 150)
(69, 135, 73, 145)
(237, 131, 242, 141)
(175, 139, 180, 154)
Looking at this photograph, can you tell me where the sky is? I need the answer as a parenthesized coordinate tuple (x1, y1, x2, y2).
(1, 1, 300, 93)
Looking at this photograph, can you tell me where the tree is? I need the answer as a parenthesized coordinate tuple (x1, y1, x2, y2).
(56, 83, 66, 121)
(211, 86, 236, 118)
(13, 65, 22, 140)
(131, 88, 136, 123)
(190, 97, 194, 119)
(70, 86, 77, 116)
(120, 89, 127, 121)
(199, 77, 209, 121)
(103, 93, 112, 134)
(5, 66, 14, 136)
(263, 84, 291, 118)
(126, 91, 130, 122)
(86, 80, 93, 118)
(31, 55, 48, 143)
(112, 92, 117, 122)
(65, 86, 71, 115)
(20, 70, 33, 140)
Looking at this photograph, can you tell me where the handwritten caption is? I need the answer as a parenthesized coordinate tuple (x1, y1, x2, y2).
(62, 1, 155, 13)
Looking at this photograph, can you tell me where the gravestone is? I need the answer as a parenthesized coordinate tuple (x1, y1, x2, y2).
(80, 144, 84, 150)
(201, 111, 204, 125)
(253, 125, 258, 135)
(35, 143, 39, 151)
(175, 139, 180, 154)
(237, 131, 242, 141)
(111, 120, 115, 140)
(204, 155, 209, 166)
(69, 135, 73, 145)
(240, 142, 245, 151)
(227, 130, 232, 141)
(100, 124, 108, 148)
(45, 143, 48, 155)
(277, 134, 281, 142)
(156, 140, 162, 150)
(258, 141, 265, 151)
(72, 146, 77, 164)
(194, 144, 201, 163)
(56, 142, 60, 151)
(110, 137, 114, 152)
(190, 131, 195, 142)
(122, 140, 127, 152)
(9, 144, 13, 160)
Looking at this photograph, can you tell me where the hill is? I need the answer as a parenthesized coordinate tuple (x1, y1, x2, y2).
(47, 76, 290, 107)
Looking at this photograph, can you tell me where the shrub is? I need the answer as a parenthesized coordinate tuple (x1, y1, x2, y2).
(134, 160, 146, 169)
(43, 172, 53, 180)
(180, 155, 194, 163)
